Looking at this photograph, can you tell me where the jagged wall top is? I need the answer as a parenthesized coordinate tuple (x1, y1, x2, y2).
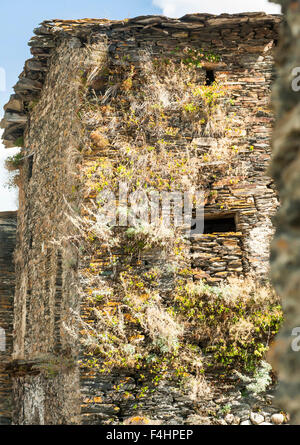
(1, 12, 282, 148)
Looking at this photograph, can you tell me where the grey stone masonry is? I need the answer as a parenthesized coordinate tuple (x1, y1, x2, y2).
(0, 212, 17, 424)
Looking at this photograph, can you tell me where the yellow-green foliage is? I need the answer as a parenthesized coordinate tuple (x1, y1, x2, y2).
(5, 151, 23, 190)
(80, 47, 245, 199)
(72, 46, 282, 393)
(181, 47, 221, 67)
(5, 152, 23, 171)
(78, 257, 282, 381)
(174, 278, 283, 372)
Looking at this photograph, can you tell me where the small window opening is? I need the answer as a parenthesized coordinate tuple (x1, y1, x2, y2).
(28, 155, 34, 180)
(205, 70, 215, 86)
(191, 213, 237, 235)
(203, 215, 236, 234)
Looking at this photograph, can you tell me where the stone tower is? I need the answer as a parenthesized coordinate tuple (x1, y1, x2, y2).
(0, 212, 17, 424)
(0, 13, 282, 425)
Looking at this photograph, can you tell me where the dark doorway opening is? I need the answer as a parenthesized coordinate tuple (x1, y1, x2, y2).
(28, 155, 34, 180)
(205, 70, 215, 86)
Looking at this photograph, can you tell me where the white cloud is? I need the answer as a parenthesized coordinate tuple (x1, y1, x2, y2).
(153, 0, 281, 17)
(0, 132, 19, 211)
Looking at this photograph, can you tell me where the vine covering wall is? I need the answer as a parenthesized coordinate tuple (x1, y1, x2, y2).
(0, 13, 286, 425)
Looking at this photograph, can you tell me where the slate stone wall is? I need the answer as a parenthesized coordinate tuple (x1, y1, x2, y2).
(0, 212, 17, 425)
(0, 13, 284, 424)
(1, 13, 281, 284)
(7, 39, 83, 424)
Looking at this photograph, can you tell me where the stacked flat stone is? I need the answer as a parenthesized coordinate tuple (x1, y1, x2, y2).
(1, 13, 281, 148)
(0, 13, 285, 425)
(0, 212, 17, 425)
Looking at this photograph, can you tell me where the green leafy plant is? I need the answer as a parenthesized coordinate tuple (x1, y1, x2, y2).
(235, 361, 273, 394)
(174, 278, 283, 372)
(14, 136, 24, 147)
(182, 48, 221, 68)
(5, 152, 23, 170)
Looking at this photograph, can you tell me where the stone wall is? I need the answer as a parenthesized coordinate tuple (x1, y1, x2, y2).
(1, 13, 281, 285)
(1, 13, 284, 425)
(0, 211, 17, 425)
(7, 39, 84, 424)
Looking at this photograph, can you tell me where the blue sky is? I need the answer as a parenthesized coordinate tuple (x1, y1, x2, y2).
(0, 0, 281, 211)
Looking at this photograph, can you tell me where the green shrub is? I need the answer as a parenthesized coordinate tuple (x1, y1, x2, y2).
(174, 278, 283, 372)
(5, 152, 23, 171)
(14, 136, 24, 147)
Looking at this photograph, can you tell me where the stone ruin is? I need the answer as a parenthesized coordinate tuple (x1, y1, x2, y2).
(0, 13, 286, 425)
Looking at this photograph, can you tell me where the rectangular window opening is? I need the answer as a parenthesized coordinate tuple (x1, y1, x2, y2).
(191, 213, 237, 235)
(203, 214, 237, 234)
